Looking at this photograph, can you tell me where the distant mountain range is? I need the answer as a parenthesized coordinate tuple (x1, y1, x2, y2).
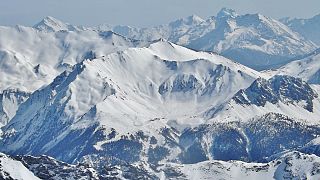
(31, 8, 320, 70)
(99, 8, 319, 70)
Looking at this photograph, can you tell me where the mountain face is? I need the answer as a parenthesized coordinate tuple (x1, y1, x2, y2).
(281, 14, 320, 46)
(206, 75, 320, 124)
(103, 8, 317, 70)
(265, 48, 320, 84)
(233, 75, 318, 112)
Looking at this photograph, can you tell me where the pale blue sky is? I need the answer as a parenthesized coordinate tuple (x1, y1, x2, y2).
(0, 0, 319, 27)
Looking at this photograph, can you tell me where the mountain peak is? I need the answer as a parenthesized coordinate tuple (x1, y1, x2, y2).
(217, 8, 238, 18)
(34, 16, 65, 31)
(169, 14, 204, 27)
(42, 16, 63, 23)
(33, 16, 81, 32)
(186, 14, 205, 24)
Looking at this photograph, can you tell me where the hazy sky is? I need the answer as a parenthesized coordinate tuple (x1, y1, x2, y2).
(0, 0, 319, 27)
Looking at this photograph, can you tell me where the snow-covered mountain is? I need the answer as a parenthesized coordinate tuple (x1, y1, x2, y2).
(103, 8, 317, 70)
(0, 23, 145, 92)
(265, 48, 320, 84)
(281, 14, 320, 46)
(0, 40, 262, 163)
(1, 10, 320, 179)
(0, 40, 320, 177)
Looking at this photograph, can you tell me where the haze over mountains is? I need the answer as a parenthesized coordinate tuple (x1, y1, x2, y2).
(0, 8, 320, 179)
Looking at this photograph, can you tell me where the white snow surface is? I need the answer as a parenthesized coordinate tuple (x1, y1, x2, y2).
(0, 153, 40, 180)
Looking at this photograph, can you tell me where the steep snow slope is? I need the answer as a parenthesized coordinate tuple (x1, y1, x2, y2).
(0, 153, 40, 180)
(0, 24, 144, 92)
(103, 8, 316, 70)
(0, 40, 262, 163)
(281, 14, 320, 45)
(0, 89, 29, 131)
(265, 48, 320, 84)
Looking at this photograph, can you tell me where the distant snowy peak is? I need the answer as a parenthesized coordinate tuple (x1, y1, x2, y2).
(172, 8, 316, 70)
(266, 48, 320, 84)
(33, 16, 85, 32)
(169, 15, 205, 27)
(211, 9, 316, 69)
(216, 8, 238, 18)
